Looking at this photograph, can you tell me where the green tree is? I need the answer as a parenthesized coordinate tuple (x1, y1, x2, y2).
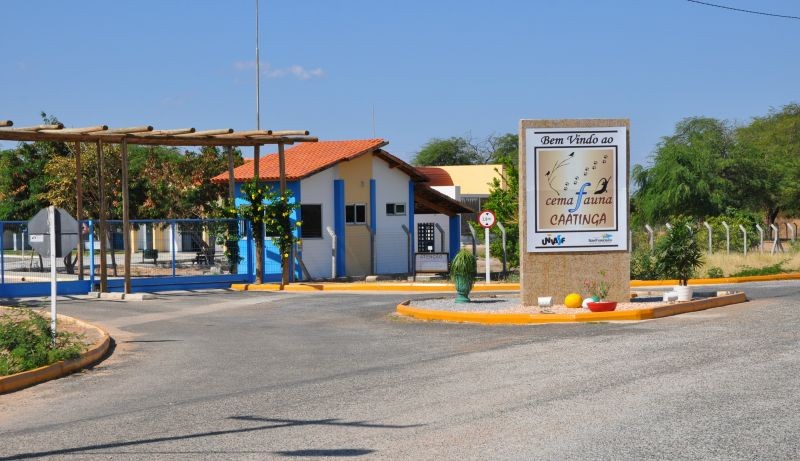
(484, 134, 519, 268)
(0, 113, 69, 220)
(632, 117, 734, 226)
(731, 103, 800, 224)
(411, 136, 483, 166)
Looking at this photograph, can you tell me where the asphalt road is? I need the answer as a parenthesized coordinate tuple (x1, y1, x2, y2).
(0, 282, 798, 460)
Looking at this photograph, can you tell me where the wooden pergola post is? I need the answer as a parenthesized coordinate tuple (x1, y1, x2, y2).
(0, 120, 316, 293)
(74, 142, 84, 281)
(97, 139, 108, 292)
(253, 145, 263, 284)
(278, 142, 288, 289)
(227, 146, 236, 203)
(121, 137, 132, 294)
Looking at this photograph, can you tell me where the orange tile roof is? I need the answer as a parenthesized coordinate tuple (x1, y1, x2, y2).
(212, 139, 388, 183)
(416, 167, 454, 186)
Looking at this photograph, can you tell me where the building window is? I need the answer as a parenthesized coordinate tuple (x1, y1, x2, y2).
(300, 204, 322, 238)
(386, 203, 406, 216)
(345, 204, 366, 224)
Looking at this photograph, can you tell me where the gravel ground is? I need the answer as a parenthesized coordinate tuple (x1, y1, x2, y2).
(407, 294, 669, 314)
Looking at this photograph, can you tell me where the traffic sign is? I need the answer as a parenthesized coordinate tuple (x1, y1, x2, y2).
(27, 207, 79, 258)
(478, 210, 496, 228)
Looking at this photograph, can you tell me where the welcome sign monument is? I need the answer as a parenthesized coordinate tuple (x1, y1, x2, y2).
(519, 119, 630, 305)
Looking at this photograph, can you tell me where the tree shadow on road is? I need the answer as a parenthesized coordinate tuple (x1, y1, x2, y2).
(0, 416, 422, 460)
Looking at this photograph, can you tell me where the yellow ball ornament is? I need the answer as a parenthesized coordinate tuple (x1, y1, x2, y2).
(564, 293, 583, 309)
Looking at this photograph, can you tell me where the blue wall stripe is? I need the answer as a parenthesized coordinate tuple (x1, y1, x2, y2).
(408, 181, 415, 273)
(334, 179, 346, 277)
(369, 179, 377, 234)
(449, 214, 461, 261)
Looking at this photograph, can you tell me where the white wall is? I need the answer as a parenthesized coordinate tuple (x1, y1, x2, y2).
(414, 214, 452, 254)
(373, 158, 413, 274)
(299, 168, 335, 279)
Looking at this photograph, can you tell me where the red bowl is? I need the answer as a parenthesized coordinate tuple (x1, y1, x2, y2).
(587, 301, 617, 312)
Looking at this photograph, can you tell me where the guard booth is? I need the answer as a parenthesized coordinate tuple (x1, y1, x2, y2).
(412, 184, 474, 276)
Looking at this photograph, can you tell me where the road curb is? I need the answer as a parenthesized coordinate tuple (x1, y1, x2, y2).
(0, 313, 112, 394)
(231, 282, 520, 292)
(233, 272, 800, 293)
(395, 292, 748, 325)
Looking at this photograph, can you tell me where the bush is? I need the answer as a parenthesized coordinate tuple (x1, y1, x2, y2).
(730, 260, 788, 277)
(706, 266, 724, 278)
(630, 248, 658, 280)
(0, 310, 85, 376)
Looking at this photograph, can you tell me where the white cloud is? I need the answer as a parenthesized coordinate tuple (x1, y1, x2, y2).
(233, 61, 325, 80)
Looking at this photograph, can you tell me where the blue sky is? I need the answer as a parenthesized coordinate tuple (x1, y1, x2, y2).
(1, 0, 798, 167)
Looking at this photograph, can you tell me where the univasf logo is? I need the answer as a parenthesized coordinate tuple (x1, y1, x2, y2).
(541, 234, 566, 246)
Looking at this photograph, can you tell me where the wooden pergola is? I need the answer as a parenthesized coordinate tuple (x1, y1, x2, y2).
(0, 119, 316, 292)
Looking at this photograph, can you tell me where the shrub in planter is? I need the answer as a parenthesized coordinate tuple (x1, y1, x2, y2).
(450, 249, 477, 303)
(654, 218, 704, 286)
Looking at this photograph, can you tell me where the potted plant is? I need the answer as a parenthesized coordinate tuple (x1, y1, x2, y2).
(584, 270, 616, 312)
(654, 219, 704, 301)
(450, 249, 477, 303)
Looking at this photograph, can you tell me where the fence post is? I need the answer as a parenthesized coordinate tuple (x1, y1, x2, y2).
(401, 224, 413, 277)
(170, 220, 177, 277)
(326, 226, 336, 279)
(434, 223, 446, 254)
(770, 224, 784, 254)
(89, 220, 95, 289)
(1, 222, 4, 286)
(755, 224, 764, 253)
(467, 222, 477, 257)
(497, 221, 507, 277)
(738, 224, 747, 257)
(645, 224, 654, 253)
(702, 221, 713, 254)
(722, 221, 730, 254)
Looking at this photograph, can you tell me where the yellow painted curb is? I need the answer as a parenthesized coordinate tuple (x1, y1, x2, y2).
(395, 292, 747, 325)
(231, 282, 520, 292)
(234, 272, 800, 293)
(0, 312, 111, 394)
(631, 272, 800, 286)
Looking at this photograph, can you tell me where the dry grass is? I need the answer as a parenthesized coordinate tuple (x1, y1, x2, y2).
(701, 250, 800, 277)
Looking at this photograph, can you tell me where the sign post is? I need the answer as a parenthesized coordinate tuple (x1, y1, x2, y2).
(27, 207, 80, 344)
(478, 210, 496, 283)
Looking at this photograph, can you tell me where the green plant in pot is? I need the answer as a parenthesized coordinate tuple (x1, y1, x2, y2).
(450, 249, 477, 303)
(584, 270, 616, 311)
(654, 218, 704, 301)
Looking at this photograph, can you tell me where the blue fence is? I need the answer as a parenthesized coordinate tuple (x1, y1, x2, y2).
(0, 218, 257, 297)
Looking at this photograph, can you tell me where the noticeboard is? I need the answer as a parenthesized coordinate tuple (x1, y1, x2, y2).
(27, 207, 80, 258)
(415, 253, 449, 273)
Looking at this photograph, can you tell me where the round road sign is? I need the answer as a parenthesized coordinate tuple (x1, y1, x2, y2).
(478, 210, 496, 228)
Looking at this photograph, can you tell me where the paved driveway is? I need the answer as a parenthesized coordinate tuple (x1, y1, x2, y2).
(0, 283, 798, 460)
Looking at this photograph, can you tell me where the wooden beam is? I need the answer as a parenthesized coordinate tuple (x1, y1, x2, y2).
(0, 129, 316, 146)
(94, 125, 153, 135)
(4, 123, 63, 131)
(142, 128, 195, 135)
(0, 120, 12, 127)
(214, 130, 272, 138)
(415, 194, 455, 217)
(177, 128, 233, 137)
(269, 130, 309, 136)
(40, 125, 108, 134)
